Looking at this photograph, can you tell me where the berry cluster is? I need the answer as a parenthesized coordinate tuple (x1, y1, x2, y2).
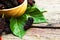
(0, 0, 24, 9)
(0, 0, 35, 9)
(0, 17, 11, 35)
(24, 17, 34, 30)
(28, 0, 35, 6)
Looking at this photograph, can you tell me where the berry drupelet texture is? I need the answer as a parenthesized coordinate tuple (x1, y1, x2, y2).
(24, 17, 34, 30)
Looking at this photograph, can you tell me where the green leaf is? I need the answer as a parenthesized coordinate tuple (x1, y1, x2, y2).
(25, 5, 47, 23)
(10, 15, 27, 38)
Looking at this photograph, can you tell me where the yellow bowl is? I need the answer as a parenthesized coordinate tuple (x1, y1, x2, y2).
(0, 0, 27, 17)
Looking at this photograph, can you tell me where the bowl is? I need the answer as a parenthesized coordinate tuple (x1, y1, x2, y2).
(0, 0, 27, 17)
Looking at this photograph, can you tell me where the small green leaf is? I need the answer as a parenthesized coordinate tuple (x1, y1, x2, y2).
(10, 15, 27, 38)
(25, 5, 47, 23)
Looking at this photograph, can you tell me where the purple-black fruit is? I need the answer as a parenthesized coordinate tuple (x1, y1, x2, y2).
(10, 0, 18, 6)
(18, 0, 24, 4)
(0, 29, 3, 36)
(24, 17, 34, 30)
(28, 0, 35, 6)
(0, 4, 4, 9)
(0, 0, 13, 8)
(4, 28, 11, 34)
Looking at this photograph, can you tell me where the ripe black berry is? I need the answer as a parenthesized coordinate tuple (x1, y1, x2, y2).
(28, 0, 35, 6)
(0, 16, 12, 35)
(0, 29, 3, 36)
(0, 4, 5, 9)
(4, 28, 11, 34)
(9, 0, 18, 6)
(18, 0, 24, 4)
(24, 17, 34, 30)
(0, 0, 13, 8)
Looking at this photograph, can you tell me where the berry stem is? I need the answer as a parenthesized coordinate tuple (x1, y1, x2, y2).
(2, 13, 4, 18)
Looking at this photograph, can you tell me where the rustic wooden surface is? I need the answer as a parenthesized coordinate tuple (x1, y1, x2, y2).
(23, 28, 60, 40)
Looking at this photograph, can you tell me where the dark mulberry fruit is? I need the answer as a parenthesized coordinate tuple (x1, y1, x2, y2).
(4, 28, 11, 34)
(18, 0, 24, 4)
(28, 0, 35, 6)
(0, 4, 5, 9)
(0, 29, 3, 36)
(9, 0, 18, 6)
(24, 17, 34, 30)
